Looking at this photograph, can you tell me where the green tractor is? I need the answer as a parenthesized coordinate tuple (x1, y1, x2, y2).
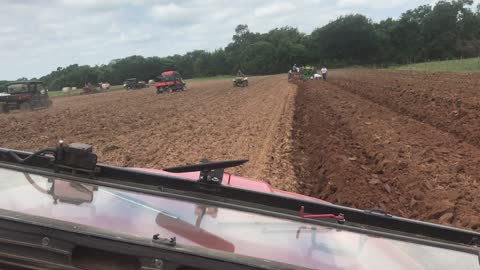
(301, 66, 315, 80)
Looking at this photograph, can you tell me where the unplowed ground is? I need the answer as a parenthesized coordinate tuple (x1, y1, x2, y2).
(2, 70, 480, 230)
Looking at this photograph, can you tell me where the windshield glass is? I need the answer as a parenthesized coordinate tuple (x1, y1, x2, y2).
(162, 75, 174, 81)
(0, 167, 477, 270)
(35, 83, 44, 91)
(7, 84, 29, 93)
(1, 1, 480, 269)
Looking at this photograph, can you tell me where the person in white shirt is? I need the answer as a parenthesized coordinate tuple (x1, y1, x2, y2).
(321, 67, 328, 81)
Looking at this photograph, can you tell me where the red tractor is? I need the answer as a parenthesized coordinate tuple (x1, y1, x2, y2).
(154, 71, 186, 94)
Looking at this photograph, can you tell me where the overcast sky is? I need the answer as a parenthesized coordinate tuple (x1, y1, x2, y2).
(0, 0, 463, 80)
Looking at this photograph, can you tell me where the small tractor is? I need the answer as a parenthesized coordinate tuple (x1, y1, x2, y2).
(301, 66, 315, 80)
(233, 77, 248, 87)
(123, 78, 147, 90)
(154, 71, 186, 94)
(82, 83, 104, 95)
(0, 81, 52, 113)
(288, 66, 315, 82)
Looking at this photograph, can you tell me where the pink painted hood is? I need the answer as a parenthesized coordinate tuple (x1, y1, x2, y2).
(0, 167, 476, 270)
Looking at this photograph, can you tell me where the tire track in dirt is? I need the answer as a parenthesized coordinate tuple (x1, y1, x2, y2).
(295, 80, 480, 230)
(248, 80, 297, 189)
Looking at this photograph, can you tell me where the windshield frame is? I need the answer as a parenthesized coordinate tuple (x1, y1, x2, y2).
(0, 207, 299, 270)
(0, 147, 479, 259)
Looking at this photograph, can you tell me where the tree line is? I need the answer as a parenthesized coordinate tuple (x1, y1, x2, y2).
(15, 0, 480, 91)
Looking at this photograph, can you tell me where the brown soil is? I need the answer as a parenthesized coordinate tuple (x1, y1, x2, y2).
(294, 73, 480, 230)
(330, 70, 480, 147)
(2, 70, 480, 230)
(0, 76, 297, 186)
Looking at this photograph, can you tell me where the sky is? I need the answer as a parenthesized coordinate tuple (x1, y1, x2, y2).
(0, 0, 464, 80)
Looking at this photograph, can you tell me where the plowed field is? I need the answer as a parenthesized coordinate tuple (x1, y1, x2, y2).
(0, 76, 297, 189)
(1, 70, 480, 230)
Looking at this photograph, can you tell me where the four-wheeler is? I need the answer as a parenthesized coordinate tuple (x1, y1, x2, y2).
(0, 81, 51, 113)
(154, 71, 186, 94)
(82, 83, 104, 95)
(233, 76, 248, 87)
(138, 80, 147, 88)
(123, 78, 147, 90)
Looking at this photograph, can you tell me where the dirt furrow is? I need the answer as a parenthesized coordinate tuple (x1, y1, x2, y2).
(330, 70, 480, 147)
(295, 80, 480, 229)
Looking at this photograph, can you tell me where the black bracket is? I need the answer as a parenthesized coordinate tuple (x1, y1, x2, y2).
(152, 234, 176, 247)
(8, 141, 98, 178)
(163, 159, 248, 185)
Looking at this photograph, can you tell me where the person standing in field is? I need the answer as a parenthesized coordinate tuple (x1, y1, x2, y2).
(237, 69, 245, 77)
(321, 67, 328, 81)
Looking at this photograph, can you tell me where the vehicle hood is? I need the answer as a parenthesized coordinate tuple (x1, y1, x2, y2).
(0, 167, 476, 270)
(134, 168, 329, 204)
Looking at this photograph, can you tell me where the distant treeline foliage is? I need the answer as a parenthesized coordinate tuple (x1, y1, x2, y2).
(17, 0, 480, 90)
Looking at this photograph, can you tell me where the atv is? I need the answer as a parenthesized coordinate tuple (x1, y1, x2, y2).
(155, 71, 186, 94)
(0, 81, 51, 113)
(233, 77, 248, 87)
(123, 78, 146, 90)
(82, 83, 104, 95)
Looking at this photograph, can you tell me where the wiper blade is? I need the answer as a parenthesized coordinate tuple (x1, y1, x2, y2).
(164, 159, 248, 173)
(164, 159, 248, 185)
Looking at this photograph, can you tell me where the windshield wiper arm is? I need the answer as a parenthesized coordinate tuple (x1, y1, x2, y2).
(299, 206, 345, 224)
(164, 159, 248, 185)
(164, 159, 248, 173)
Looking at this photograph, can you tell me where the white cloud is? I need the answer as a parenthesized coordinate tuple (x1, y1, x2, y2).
(150, 3, 187, 18)
(59, 0, 125, 11)
(149, 3, 197, 25)
(0, 0, 440, 79)
(254, 3, 296, 17)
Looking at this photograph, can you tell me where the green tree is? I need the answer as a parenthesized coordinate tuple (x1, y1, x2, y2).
(241, 41, 276, 74)
(265, 27, 308, 72)
(309, 14, 380, 65)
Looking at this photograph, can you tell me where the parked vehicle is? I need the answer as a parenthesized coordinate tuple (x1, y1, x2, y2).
(233, 77, 248, 87)
(123, 78, 146, 90)
(0, 81, 51, 113)
(154, 71, 186, 94)
(82, 83, 104, 95)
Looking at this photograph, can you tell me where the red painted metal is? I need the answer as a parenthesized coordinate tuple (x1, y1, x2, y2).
(226, 172, 232, 185)
(154, 81, 176, 87)
(161, 71, 174, 76)
(135, 168, 330, 204)
(299, 206, 345, 222)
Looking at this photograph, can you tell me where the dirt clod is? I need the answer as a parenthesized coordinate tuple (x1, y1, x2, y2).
(384, 184, 392, 194)
(369, 178, 381, 185)
(439, 212, 454, 224)
(413, 191, 425, 201)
